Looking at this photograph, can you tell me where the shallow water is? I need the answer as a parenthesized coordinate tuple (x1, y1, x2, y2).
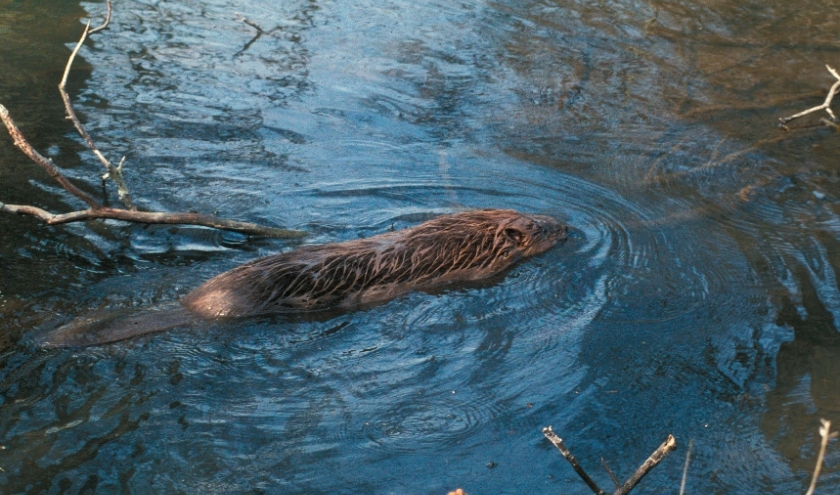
(1, 0, 839, 493)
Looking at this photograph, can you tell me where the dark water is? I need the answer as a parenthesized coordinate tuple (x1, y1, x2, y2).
(1, 0, 839, 493)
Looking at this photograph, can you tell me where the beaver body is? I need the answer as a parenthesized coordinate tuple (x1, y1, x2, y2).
(181, 209, 564, 318)
(41, 209, 565, 347)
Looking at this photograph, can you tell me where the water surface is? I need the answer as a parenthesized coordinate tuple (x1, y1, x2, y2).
(1, 0, 839, 493)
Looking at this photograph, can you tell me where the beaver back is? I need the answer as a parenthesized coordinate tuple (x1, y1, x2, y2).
(181, 209, 565, 318)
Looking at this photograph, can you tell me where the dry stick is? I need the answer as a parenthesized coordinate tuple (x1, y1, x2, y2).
(601, 458, 621, 489)
(0, 105, 101, 209)
(542, 427, 604, 494)
(542, 426, 608, 495)
(779, 65, 840, 127)
(59, 20, 135, 210)
(0, 104, 305, 238)
(614, 435, 677, 495)
(805, 419, 837, 495)
(679, 439, 694, 495)
(0, 202, 300, 236)
(88, 0, 112, 34)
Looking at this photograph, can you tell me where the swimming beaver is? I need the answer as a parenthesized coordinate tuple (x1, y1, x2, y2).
(40, 209, 565, 347)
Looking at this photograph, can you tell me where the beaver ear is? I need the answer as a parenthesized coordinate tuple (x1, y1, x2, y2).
(503, 227, 524, 244)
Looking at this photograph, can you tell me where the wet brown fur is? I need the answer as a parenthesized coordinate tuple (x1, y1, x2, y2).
(181, 209, 565, 319)
(39, 209, 564, 347)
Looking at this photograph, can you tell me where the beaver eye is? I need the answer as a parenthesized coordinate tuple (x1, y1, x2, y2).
(502, 249, 511, 257)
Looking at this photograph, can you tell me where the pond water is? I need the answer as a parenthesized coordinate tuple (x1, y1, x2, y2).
(1, 0, 839, 493)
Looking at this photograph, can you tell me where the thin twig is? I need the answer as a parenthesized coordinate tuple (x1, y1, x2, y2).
(679, 439, 694, 495)
(819, 117, 840, 131)
(0, 202, 305, 238)
(106, 156, 133, 208)
(236, 13, 264, 33)
(89, 0, 113, 34)
(59, 21, 96, 157)
(59, 20, 135, 209)
(235, 13, 264, 56)
(542, 427, 608, 495)
(779, 65, 840, 127)
(601, 457, 621, 489)
(805, 419, 837, 495)
(0, 104, 101, 209)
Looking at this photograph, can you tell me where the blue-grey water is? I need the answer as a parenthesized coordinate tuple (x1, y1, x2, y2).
(1, 0, 839, 493)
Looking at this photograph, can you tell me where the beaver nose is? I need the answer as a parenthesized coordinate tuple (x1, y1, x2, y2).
(543, 222, 567, 239)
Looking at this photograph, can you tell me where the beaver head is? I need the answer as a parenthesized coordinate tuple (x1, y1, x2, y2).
(181, 209, 566, 318)
(400, 209, 565, 276)
(491, 210, 565, 258)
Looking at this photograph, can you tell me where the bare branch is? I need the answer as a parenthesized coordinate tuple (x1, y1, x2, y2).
(779, 65, 840, 127)
(0, 202, 306, 238)
(58, 20, 135, 209)
(805, 419, 837, 495)
(0, 203, 61, 223)
(89, 0, 113, 34)
(614, 435, 677, 495)
(0, 104, 102, 209)
(542, 426, 608, 495)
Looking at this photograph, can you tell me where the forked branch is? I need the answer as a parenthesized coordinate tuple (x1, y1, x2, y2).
(779, 65, 840, 128)
(542, 426, 677, 495)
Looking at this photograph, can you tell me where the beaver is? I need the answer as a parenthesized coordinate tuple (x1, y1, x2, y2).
(40, 209, 565, 347)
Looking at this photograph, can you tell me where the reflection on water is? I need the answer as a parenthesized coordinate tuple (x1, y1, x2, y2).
(1, 0, 840, 492)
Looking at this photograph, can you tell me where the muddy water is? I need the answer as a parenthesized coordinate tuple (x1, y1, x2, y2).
(1, 0, 839, 493)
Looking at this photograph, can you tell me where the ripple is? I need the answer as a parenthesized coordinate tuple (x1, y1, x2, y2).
(360, 388, 506, 455)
